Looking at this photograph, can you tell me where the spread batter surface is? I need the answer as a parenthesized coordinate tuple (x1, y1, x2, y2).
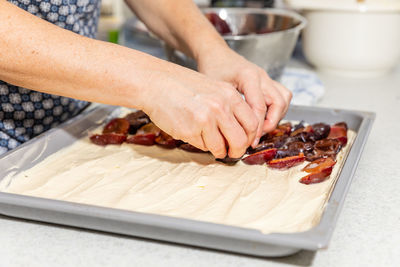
(0, 128, 355, 234)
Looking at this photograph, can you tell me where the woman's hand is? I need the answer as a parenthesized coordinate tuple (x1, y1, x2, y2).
(124, 0, 291, 150)
(197, 46, 292, 148)
(139, 63, 259, 159)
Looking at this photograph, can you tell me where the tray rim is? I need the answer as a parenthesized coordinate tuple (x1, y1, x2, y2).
(0, 104, 375, 253)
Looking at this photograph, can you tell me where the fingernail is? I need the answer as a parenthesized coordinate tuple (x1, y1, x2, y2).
(252, 137, 260, 148)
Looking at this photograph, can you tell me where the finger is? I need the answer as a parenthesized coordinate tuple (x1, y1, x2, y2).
(169, 118, 207, 151)
(201, 124, 227, 159)
(272, 80, 292, 114)
(262, 85, 287, 133)
(238, 74, 266, 147)
(189, 135, 208, 152)
(232, 98, 258, 148)
(217, 112, 249, 158)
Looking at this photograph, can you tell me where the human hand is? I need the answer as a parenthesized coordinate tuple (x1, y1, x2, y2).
(139, 62, 259, 159)
(197, 46, 292, 147)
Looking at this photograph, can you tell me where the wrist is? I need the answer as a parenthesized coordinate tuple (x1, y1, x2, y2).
(130, 59, 183, 116)
(195, 40, 229, 63)
(196, 42, 236, 74)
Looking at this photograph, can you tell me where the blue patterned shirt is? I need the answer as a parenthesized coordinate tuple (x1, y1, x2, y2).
(0, 0, 101, 154)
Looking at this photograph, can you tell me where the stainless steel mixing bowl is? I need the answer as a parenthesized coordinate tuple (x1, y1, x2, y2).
(165, 8, 306, 80)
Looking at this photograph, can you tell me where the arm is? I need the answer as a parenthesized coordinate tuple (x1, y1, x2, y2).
(124, 0, 224, 62)
(0, 1, 149, 110)
(0, 0, 257, 158)
(125, 0, 292, 146)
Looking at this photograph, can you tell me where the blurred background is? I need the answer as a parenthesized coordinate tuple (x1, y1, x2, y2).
(97, 0, 285, 42)
(97, 0, 400, 105)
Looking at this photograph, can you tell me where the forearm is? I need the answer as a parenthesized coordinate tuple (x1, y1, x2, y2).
(0, 1, 176, 112)
(124, 0, 228, 61)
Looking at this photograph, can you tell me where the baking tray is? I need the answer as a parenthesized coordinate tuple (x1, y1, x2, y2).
(0, 105, 374, 257)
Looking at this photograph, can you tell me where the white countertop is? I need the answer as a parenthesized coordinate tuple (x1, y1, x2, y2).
(1, 64, 399, 266)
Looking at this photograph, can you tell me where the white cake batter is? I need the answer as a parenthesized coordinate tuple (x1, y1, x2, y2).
(0, 130, 355, 234)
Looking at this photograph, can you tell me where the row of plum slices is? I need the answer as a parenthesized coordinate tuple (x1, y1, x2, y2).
(90, 110, 349, 185)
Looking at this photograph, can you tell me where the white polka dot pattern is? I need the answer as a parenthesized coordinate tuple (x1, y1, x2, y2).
(0, 0, 100, 153)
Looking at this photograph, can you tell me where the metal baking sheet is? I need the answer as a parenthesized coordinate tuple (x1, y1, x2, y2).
(0, 105, 374, 257)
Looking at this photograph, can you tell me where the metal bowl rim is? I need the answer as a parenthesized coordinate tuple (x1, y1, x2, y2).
(201, 7, 307, 40)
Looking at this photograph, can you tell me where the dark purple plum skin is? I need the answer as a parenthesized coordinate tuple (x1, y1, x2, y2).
(124, 111, 151, 134)
(216, 157, 241, 165)
(312, 123, 331, 140)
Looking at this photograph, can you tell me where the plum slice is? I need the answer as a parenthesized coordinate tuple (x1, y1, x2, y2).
(259, 134, 289, 149)
(269, 122, 292, 137)
(246, 143, 274, 155)
(334, 122, 348, 131)
(242, 148, 277, 165)
(292, 120, 305, 132)
(124, 110, 151, 134)
(290, 125, 313, 137)
(269, 128, 286, 137)
(299, 157, 336, 184)
(90, 133, 127, 146)
(155, 131, 177, 149)
(291, 131, 316, 143)
(216, 157, 241, 165)
(299, 168, 334, 185)
(286, 141, 314, 154)
(179, 143, 206, 153)
(126, 134, 156, 146)
(103, 118, 130, 135)
(302, 157, 336, 173)
(126, 122, 161, 146)
(304, 138, 342, 161)
(271, 135, 289, 148)
(278, 122, 292, 134)
(275, 149, 300, 159)
(328, 125, 347, 136)
(305, 150, 336, 162)
(315, 139, 341, 153)
(267, 153, 305, 169)
(136, 122, 161, 136)
(328, 125, 348, 146)
(312, 123, 330, 140)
